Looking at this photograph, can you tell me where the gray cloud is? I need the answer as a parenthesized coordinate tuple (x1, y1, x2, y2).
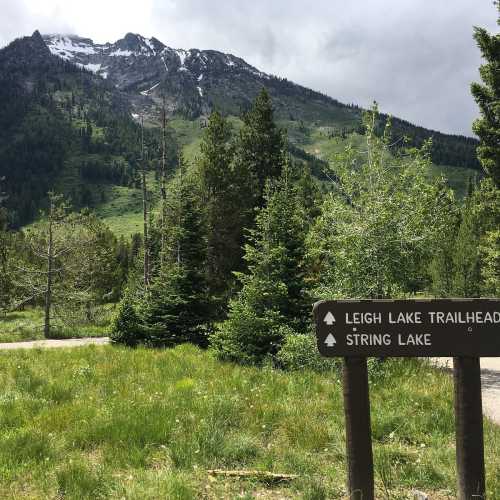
(1, 0, 498, 135)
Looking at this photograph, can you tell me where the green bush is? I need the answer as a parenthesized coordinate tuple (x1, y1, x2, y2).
(109, 291, 143, 347)
(276, 329, 338, 372)
(210, 304, 284, 365)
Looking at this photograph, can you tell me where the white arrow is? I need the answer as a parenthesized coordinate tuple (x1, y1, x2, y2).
(324, 333, 337, 347)
(323, 311, 336, 325)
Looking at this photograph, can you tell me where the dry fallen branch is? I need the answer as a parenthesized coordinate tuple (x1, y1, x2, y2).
(207, 469, 298, 483)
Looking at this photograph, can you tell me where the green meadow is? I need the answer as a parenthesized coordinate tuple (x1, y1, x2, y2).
(0, 344, 499, 499)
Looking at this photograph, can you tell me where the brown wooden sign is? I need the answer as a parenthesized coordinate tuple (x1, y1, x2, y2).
(314, 298, 500, 357)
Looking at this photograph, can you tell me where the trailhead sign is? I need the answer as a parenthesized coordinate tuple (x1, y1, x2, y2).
(314, 298, 500, 357)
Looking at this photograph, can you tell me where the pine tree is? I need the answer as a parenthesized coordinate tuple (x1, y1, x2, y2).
(197, 111, 253, 312)
(139, 158, 210, 347)
(110, 290, 143, 346)
(210, 163, 309, 364)
(471, 2, 500, 187)
(452, 197, 483, 297)
(0, 177, 11, 310)
(235, 88, 287, 205)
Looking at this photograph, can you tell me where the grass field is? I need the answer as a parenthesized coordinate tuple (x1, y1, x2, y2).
(0, 344, 499, 499)
(0, 306, 114, 343)
(93, 172, 160, 238)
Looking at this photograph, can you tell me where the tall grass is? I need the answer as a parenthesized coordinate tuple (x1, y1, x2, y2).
(0, 305, 114, 343)
(0, 344, 498, 498)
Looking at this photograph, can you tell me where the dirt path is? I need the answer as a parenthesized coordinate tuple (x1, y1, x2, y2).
(0, 337, 110, 350)
(434, 357, 500, 425)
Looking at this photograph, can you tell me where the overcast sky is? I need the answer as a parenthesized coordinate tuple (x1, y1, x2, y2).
(1, 0, 498, 136)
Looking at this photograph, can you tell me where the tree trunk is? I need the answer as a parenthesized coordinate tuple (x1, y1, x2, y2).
(160, 97, 168, 265)
(140, 116, 150, 287)
(142, 167, 150, 286)
(44, 209, 53, 337)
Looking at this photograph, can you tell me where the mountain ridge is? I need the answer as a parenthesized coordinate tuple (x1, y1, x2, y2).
(0, 30, 483, 228)
(40, 32, 481, 173)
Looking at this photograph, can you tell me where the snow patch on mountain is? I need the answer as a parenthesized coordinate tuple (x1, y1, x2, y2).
(76, 62, 102, 73)
(109, 48, 132, 57)
(140, 82, 160, 96)
(45, 35, 97, 59)
(161, 55, 168, 72)
(176, 49, 188, 66)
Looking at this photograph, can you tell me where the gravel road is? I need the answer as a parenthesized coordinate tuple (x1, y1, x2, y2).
(434, 357, 500, 425)
(0, 337, 110, 350)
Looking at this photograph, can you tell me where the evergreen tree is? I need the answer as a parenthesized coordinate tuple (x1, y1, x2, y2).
(452, 197, 483, 297)
(210, 163, 309, 364)
(235, 88, 287, 205)
(139, 159, 211, 347)
(471, 2, 500, 186)
(0, 177, 11, 310)
(429, 219, 460, 297)
(293, 163, 323, 224)
(429, 179, 499, 298)
(197, 111, 253, 309)
(110, 290, 143, 346)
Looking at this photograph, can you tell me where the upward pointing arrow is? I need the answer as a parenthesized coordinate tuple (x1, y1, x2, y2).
(324, 334, 337, 347)
(323, 311, 336, 325)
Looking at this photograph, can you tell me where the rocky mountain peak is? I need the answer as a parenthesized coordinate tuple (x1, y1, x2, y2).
(40, 32, 276, 119)
(0, 30, 53, 73)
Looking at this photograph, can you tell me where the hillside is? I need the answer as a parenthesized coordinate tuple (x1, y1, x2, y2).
(43, 32, 481, 171)
(0, 30, 483, 229)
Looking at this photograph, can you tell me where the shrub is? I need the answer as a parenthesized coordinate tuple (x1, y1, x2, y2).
(210, 305, 284, 365)
(109, 291, 143, 346)
(276, 328, 338, 372)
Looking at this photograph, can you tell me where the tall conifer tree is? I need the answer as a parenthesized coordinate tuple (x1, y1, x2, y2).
(198, 111, 253, 313)
(235, 88, 287, 205)
(211, 163, 309, 364)
(139, 158, 210, 347)
(471, 2, 500, 186)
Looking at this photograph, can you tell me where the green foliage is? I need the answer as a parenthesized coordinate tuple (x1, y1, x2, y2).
(110, 291, 143, 346)
(114, 160, 211, 348)
(471, 3, 500, 186)
(452, 197, 483, 297)
(235, 88, 287, 204)
(8, 194, 124, 336)
(276, 329, 336, 372)
(430, 178, 500, 297)
(197, 112, 253, 309)
(480, 229, 500, 296)
(140, 263, 210, 348)
(309, 105, 457, 299)
(211, 165, 310, 364)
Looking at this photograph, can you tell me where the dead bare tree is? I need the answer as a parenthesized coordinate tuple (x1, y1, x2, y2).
(159, 96, 169, 265)
(12, 193, 101, 337)
(140, 115, 151, 287)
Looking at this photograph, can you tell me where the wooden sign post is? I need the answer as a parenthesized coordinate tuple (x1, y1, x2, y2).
(313, 298, 500, 500)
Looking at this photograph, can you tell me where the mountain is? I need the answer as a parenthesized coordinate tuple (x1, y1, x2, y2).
(42, 33, 481, 171)
(42, 32, 356, 123)
(0, 31, 483, 228)
(0, 31, 176, 226)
